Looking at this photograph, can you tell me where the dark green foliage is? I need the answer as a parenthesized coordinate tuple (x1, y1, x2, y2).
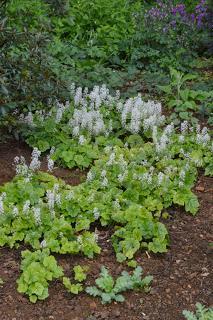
(0, 0, 212, 117)
(0, 3, 68, 115)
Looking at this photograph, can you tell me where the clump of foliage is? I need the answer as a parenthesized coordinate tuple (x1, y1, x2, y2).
(18, 85, 165, 168)
(73, 265, 88, 282)
(130, 0, 211, 71)
(62, 277, 83, 295)
(183, 303, 213, 320)
(159, 68, 213, 124)
(0, 1, 69, 116)
(17, 249, 63, 303)
(62, 265, 88, 294)
(86, 266, 152, 304)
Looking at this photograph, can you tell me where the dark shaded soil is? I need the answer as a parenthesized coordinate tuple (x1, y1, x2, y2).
(0, 140, 212, 320)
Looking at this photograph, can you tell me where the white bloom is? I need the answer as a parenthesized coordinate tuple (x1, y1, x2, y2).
(115, 90, 120, 100)
(55, 194, 61, 206)
(93, 207, 100, 220)
(181, 121, 188, 133)
(141, 172, 152, 184)
(77, 235, 82, 245)
(74, 87, 83, 106)
(53, 184, 59, 193)
(79, 135, 85, 145)
(55, 107, 64, 123)
(47, 157, 54, 172)
(94, 230, 99, 241)
(179, 135, 185, 143)
(46, 190, 55, 211)
(14, 156, 20, 164)
(179, 170, 185, 181)
(113, 199, 121, 209)
(101, 177, 108, 187)
(101, 170, 107, 178)
(66, 191, 74, 200)
(29, 148, 41, 171)
(117, 102, 123, 112)
(13, 206, 19, 217)
(40, 239, 47, 248)
(117, 174, 124, 183)
(157, 172, 164, 186)
(0, 198, 4, 214)
(24, 112, 34, 126)
(72, 126, 80, 137)
(23, 200, 30, 214)
(193, 158, 202, 166)
(0, 192, 6, 214)
(196, 130, 210, 145)
(33, 207, 41, 225)
(65, 101, 70, 109)
(117, 170, 127, 183)
(196, 124, 201, 134)
(87, 170, 94, 182)
(50, 146, 55, 155)
(164, 123, 174, 135)
(70, 83, 75, 96)
(155, 133, 169, 153)
(107, 152, 115, 165)
(104, 146, 112, 153)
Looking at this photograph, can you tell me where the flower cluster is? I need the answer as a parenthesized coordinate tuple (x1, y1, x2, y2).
(145, 0, 208, 31)
(29, 148, 41, 171)
(46, 184, 61, 217)
(0, 192, 6, 214)
(121, 96, 165, 134)
(20, 84, 166, 145)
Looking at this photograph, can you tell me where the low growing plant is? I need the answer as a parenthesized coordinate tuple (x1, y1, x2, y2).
(159, 68, 213, 123)
(62, 277, 83, 295)
(86, 266, 152, 304)
(0, 85, 212, 302)
(183, 303, 213, 320)
(17, 248, 64, 303)
(73, 265, 88, 282)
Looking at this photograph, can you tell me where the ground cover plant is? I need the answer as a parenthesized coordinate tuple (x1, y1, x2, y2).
(0, 86, 212, 304)
(86, 266, 152, 304)
(0, 0, 212, 318)
(183, 303, 213, 320)
(159, 67, 213, 124)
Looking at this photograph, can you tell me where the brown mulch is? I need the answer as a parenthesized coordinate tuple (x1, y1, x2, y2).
(0, 140, 212, 320)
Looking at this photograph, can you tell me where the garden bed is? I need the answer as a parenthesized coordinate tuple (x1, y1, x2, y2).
(0, 140, 212, 320)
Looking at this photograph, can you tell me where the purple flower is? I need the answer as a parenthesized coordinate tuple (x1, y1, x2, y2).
(171, 4, 186, 16)
(191, 13, 195, 22)
(144, 0, 208, 31)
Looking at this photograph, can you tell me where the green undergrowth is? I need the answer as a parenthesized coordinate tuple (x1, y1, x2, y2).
(0, 85, 212, 303)
(0, 118, 212, 302)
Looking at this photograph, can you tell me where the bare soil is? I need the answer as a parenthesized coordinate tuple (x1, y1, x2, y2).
(0, 140, 212, 320)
